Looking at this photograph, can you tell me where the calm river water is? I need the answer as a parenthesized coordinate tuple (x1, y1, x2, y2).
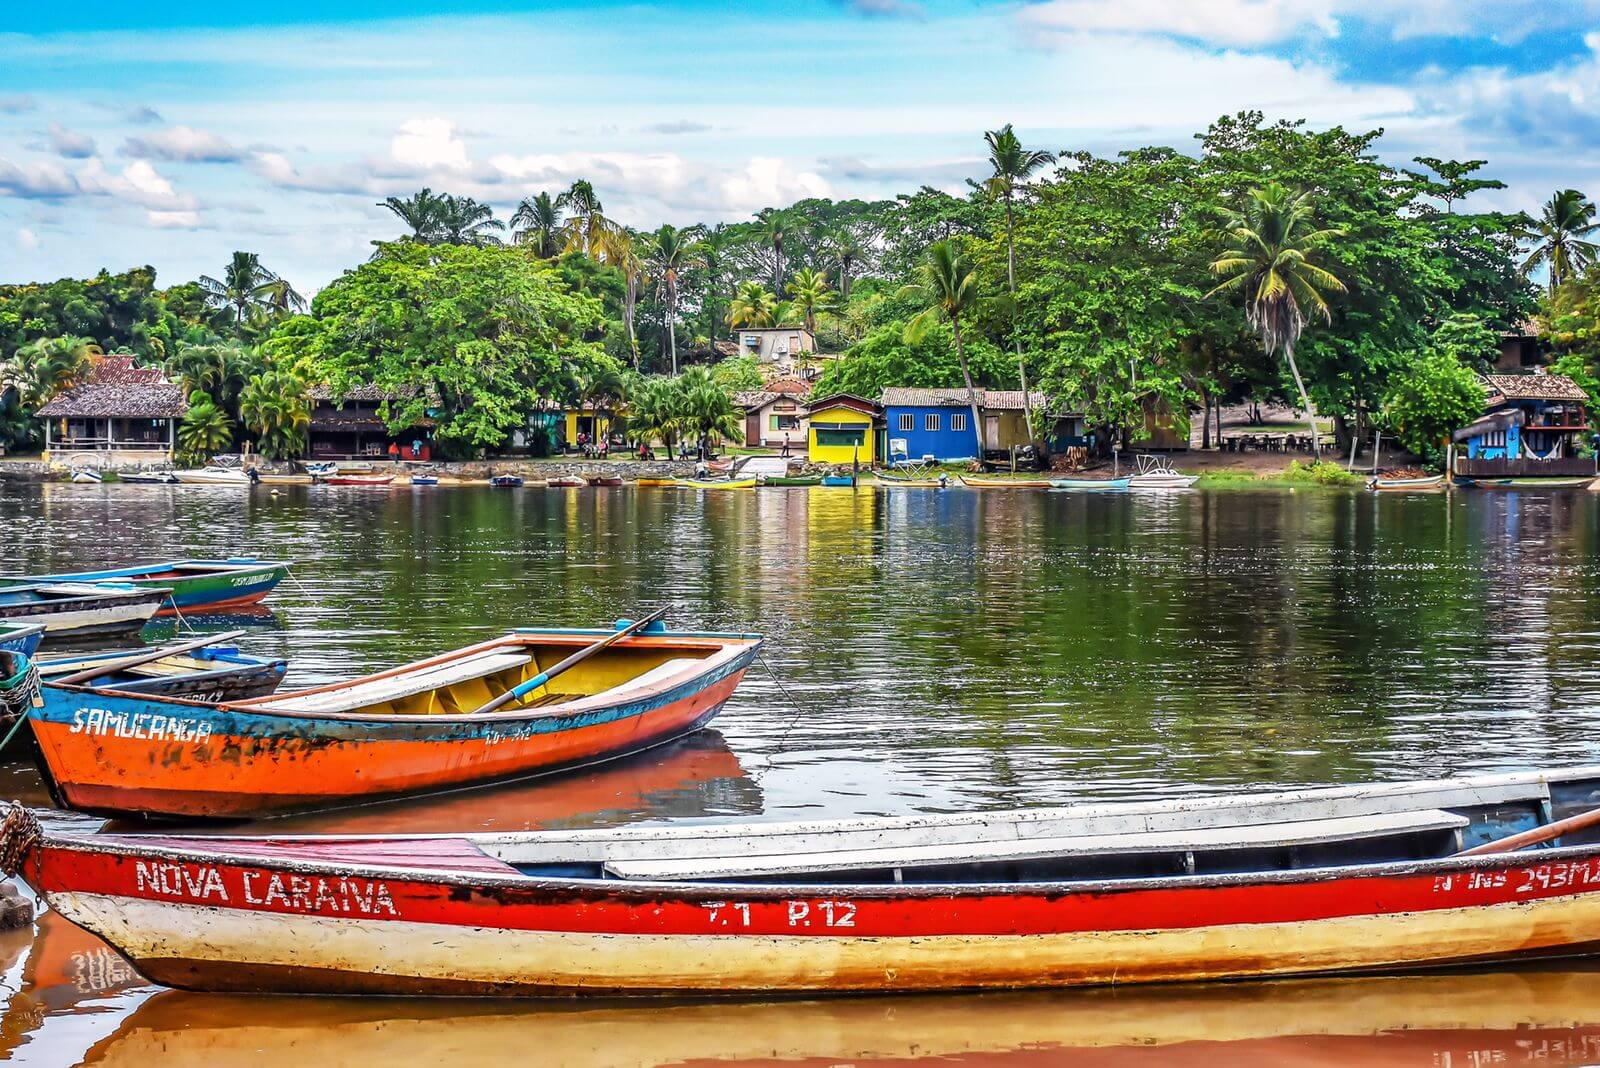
(4, 479, 1600, 1064)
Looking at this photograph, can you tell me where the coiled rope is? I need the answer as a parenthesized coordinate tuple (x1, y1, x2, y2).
(0, 805, 40, 878)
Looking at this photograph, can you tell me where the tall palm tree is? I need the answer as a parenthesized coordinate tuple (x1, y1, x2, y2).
(727, 281, 778, 329)
(1520, 189, 1600, 293)
(166, 340, 257, 416)
(676, 366, 742, 457)
(555, 180, 612, 257)
(696, 224, 738, 343)
(198, 252, 287, 326)
(899, 240, 985, 452)
(177, 390, 234, 459)
(787, 267, 834, 336)
(599, 228, 646, 367)
(435, 195, 504, 246)
(625, 375, 675, 458)
(982, 124, 1055, 440)
(825, 221, 875, 301)
(755, 208, 794, 290)
(378, 188, 445, 243)
(644, 224, 705, 374)
(1207, 183, 1346, 455)
(510, 192, 563, 257)
(257, 276, 306, 315)
(3, 336, 100, 410)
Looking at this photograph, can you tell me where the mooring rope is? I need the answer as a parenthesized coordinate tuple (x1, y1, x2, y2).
(0, 805, 40, 878)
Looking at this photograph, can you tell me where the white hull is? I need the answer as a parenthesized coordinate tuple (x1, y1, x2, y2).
(1128, 474, 1198, 489)
(6, 600, 160, 634)
(172, 469, 253, 485)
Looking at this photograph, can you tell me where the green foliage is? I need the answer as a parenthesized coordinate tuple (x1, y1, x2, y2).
(1380, 339, 1485, 461)
(309, 242, 607, 451)
(622, 368, 741, 456)
(811, 320, 1011, 399)
(239, 369, 312, 460)
(710, 355, 763, 392)
(1284, 459, 1365, 486)
(1, 336, 101, 410)
(1430, 312, 1501, 366)
(377, 189, 505, 247)
(176, 390, 234, 461)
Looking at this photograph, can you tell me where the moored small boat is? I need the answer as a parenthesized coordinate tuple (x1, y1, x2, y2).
(1370, 474, 1447, 492)
(1127, 455, 1199, 490)
(409, 475, 439, 486)
(24, 619, 761, 819)
(1050, 476, 1132, 491)
(759, 475, 824, 486)
(254, 472, 314, 486)
(0, 623, 44, 658)
(69, 469, 103, 484)
(0, 583, 167, 638)
(959, 475, 1052, 488)
(820, 474, 857, 487)
(675, 477, 757, 490)
(324, 473, 397, 487)
(543, 475, 584, 488)
(36, 644, 288, 702)
(585, 475, 624, 487)
(117, 471, 179, 485)
(633, 477, 677, 487)
(13, 764, 1600, 996)
(4, 558, 291, 615)
(172, 467, 259, 486)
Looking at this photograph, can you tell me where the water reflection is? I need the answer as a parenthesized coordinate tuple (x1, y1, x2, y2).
(52, 966, 1600, 1066)
(10, 482, 1600, 1059)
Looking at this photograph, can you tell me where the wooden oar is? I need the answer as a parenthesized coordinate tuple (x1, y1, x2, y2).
(49, 630, 248, 687)
(1454, 804, 1600, 857)
(470, 608, 669, 715)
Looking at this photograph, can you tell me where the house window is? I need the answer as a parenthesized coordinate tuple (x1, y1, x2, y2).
(951, 413, 968, 432)
(743, 335, 760, 349)
(815, 428, 865, 447)
(770, 414, 800, 431)
(925, 413, 940, 432)
(898, 413, 914, 432)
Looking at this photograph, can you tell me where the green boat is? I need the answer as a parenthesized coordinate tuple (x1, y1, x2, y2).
(759, 475, 824, 486)
(1, 558, 292, 616)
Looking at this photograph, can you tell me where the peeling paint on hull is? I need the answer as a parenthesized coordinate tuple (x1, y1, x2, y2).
(26, 833, 1600, 996)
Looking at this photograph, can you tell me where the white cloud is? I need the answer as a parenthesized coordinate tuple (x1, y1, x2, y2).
(122, 125, 246, 163)
(1019, 0, 1335, 48)
(721, 158, 831, 211)
(0, 95, 36, 114)
(16, 228, 39, 251)
(45, 123, 96, 159)
(390, 118, 469, 172)
(0, 157, 78, 198)
(146, 210, 203, 229)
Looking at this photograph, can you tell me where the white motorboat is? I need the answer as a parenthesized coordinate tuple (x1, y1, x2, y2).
(172, 466, 259, 485)
(1127, 454, 1199, 489)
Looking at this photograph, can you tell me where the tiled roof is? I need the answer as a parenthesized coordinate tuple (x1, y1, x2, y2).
(1483, 373, 1588, 402)
(765, 378, 812, 396)
(804, 393, 881, 416)
(879, 387, 1048, 411)
(36, 355, 188, 418)
(310, 383, 423, 403)
(733, 391, 778, 411)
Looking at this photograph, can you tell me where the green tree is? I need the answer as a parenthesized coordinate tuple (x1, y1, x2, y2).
(787, 267, 834, 336)
(811, 319, 1011, 400)
(980, 124, 1055, 439)
(600, 228, 646, 368)
(239, 369, 312, 460)
(378, 188, 446, 242)
(166, 340, 257, 421)
(1519, 189, 1600, 293)
(1381, 347, 1484, 463)
(644, 224, 704, 373)
(556, 180, 613, 257)
(624, 374, 677, 458)
(727, 281, 778, 329)
(510, 192, 563, 256)
(899, 240, 986, 449)
(755, 208, 795, 290)
(310, 242, 608, 451)
(197, 252, 296, 328)
(176, 390, 234, 460)
(1208, 183, 1346, 453)
(675, 366, 741, 456)
(2, 336, 101, 409)
(710, 355, 764, 392)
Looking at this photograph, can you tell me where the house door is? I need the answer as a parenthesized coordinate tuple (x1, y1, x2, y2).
(984, 415, 1000, 452)
(746, 413, 761, 446)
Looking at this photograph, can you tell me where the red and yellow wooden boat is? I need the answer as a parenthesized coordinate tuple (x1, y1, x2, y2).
(10, 765, 1600, 996)
(22, 621, 761, 819)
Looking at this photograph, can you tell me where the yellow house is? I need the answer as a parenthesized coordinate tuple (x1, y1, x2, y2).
(562, 405, 625, 447)
(804, 394, 882, 465)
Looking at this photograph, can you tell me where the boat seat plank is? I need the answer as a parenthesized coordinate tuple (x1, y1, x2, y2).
(602, 809, 1471, 881)
(601, 658, 701, 695)
(258, 651, 533, 714)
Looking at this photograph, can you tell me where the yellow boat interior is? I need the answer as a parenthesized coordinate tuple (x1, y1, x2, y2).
(234, 631, 752, 718)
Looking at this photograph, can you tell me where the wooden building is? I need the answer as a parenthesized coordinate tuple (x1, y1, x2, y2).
(734, 379, 811, 449)
(308, 385, 433, 461)
(804, 394, 882, 465)
(1452, 373, 1593, 480)
(37, 355, 187, 461)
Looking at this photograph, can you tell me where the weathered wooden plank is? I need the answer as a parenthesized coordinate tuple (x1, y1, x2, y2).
(258, 652, 532, 713)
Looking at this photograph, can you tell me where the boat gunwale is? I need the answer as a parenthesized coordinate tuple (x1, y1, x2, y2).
(4, 559, 291, 585)
(39, 629, 761, 725)
(37, 826, 1600, 904)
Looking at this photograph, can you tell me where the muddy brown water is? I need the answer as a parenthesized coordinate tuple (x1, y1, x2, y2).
(5, 479, 1600, 1063)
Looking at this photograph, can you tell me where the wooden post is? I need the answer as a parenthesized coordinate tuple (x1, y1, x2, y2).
(1371, 431, 1382, 475)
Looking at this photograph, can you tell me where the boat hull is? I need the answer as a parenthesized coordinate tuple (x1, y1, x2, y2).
(0, 590, 165, 636)
(0, 624, 44, 658)
(28, 646, 756, 818)
(24, 835, 1600, 996)
(12, 560, 291, 615)
(1051, 477, 1132, 490)
(1371, 476, 1446, 492)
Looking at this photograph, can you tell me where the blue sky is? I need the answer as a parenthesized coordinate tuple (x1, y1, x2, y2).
(4, 1, 1600, 290)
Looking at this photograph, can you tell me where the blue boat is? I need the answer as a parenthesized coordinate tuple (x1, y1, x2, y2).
(0, 623, 44, 658)
(1050, 477, 1133, 491)
(36, 644, 288, 703)
(820, 475, 856, 487)
(490, 475, 524, 488)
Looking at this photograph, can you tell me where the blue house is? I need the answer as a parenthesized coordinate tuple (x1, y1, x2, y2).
(881, 388, 979, 462)
(1452, 373, 1593, 480)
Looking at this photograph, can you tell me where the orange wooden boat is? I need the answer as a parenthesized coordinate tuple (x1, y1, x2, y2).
(22, 620, 761, 819)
